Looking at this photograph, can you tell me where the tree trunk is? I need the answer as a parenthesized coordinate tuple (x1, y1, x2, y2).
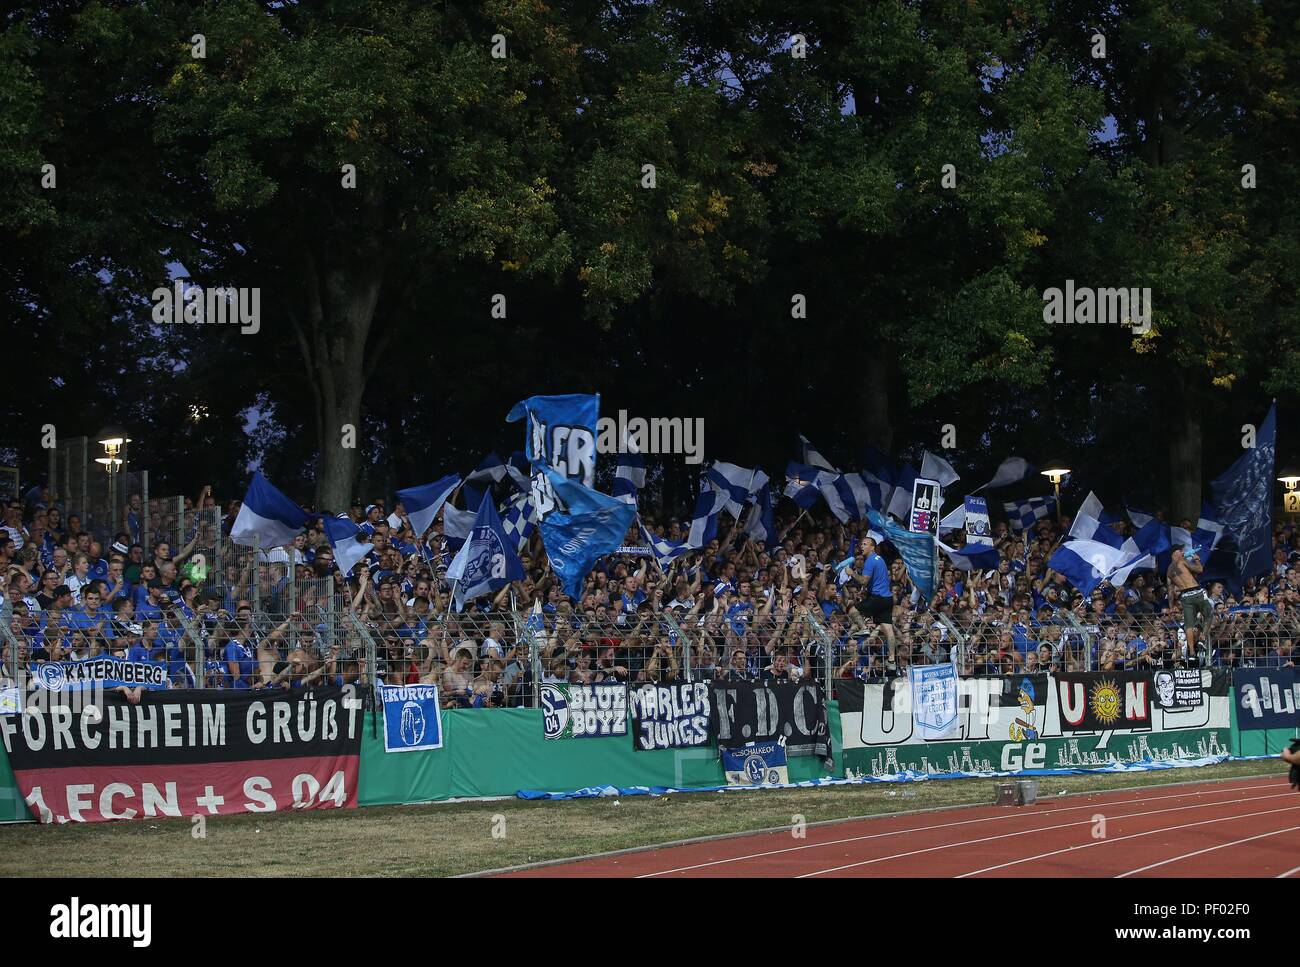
(1167, 369, 1202, 523)
(289, 229, 387, 513)
(861, 349, 893, 455)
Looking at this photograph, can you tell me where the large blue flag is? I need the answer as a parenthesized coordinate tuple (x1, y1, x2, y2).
(1210, 401, 1276, 585)
(867, 509, 936, 600)
(322, 515, 374, 577)
(507, 392, 599, 478)
(446, 493, 525, 611)
(537, 465, 637, 601)
(230, 472, 307, 549)
(397, 473, 461, 538)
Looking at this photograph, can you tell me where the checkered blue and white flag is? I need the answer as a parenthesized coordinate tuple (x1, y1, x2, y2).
(638, 517, 690, 570)
(1003, 496, 1056, 531)
(501, 492, 537, 551)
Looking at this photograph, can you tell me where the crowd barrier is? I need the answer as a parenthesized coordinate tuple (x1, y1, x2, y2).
(0, 670, 1294, 824)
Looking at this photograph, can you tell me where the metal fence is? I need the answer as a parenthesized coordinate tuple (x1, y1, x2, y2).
(4, 545, 1295, 712)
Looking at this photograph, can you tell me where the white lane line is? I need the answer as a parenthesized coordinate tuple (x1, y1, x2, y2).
(1114, 825, 1300, 878)
(1277, 864, 1300, 878)
(794, 793, 1297, 879)
(953, 804, 1300, 879)
(637, 779, 1282, 878)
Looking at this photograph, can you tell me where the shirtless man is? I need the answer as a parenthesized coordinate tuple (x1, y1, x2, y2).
(1167, 547, 1211, 666)
(254, 615, 296, 687)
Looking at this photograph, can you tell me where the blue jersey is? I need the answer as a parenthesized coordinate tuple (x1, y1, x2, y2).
(862, 554, 891, 597)
(223, 640, 256, 689)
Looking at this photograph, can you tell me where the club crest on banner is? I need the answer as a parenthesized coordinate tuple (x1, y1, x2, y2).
(381, 684, 443, 753)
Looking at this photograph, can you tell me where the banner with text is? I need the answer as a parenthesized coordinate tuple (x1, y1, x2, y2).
(711, 681, 828, 758)
(541, 683, 628, 739)
(721, 740, 789, 786)
(1233, 668, 1299, 732)
(380, 684, 444, 753)
(835, 671, 1230, 777)
(629, 682, 712, 750)
(0, 686, 366, 823)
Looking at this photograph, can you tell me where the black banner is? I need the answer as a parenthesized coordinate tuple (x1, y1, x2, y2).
(629, 682, 712, 750)
(1055, 672, 1151, 732)
(711, 681, 828, 758)
(0, 686, 367, 823)
(1152, 668, 1203, 713)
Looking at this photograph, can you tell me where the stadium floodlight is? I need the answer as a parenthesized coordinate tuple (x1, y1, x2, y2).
(1278, 467, 1300, 492)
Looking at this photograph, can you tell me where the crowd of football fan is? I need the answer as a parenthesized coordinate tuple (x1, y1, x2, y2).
(1, 485, 1295, 708)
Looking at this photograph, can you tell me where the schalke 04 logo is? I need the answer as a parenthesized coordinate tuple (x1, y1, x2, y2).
(541, 684, 570, 739)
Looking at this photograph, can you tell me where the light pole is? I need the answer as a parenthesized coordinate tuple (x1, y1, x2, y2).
(1278, 466, 1300, 517)
(95, 425, 130, 538)
(1040, 459, 1071, 525)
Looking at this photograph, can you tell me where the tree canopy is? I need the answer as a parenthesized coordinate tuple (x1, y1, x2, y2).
(4, 0, 1298, 517)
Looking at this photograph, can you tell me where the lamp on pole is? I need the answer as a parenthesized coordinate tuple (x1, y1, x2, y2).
(1279, 466, 1300, 516)
(1039, 459, 1071, 524)
(95, 426, 130, 538)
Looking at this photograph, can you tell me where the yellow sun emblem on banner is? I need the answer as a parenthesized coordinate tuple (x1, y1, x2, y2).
(1090, 678, 1122, 725)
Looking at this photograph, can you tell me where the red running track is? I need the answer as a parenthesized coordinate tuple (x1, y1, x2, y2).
(495, 775, 1300, 878)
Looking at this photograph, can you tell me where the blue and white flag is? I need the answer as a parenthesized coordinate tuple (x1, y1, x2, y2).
(1174, 502, 1226, 563)
(501, 492, 537, 551)
(442, 504, 476, 551)
(1047, 540, 1151, 597)
(721, 740, 789, 786)
(1126, 505, 1156, 529)
(505, 451, 532, 494)
(909, 663, 958, 739)
(784, 461, 822, 509)
(868, 508, 936, 600)
(920, 450, 960, 490)
(638, 517, 690, 570)
(537, 465, 638, 601)
(507, 394, 600, 516)
(1123, 518, 1172, 560)
(463, 452, 508, 508)
(1076, 490, 1103, 522)
(742, 483, 777, 548)
(784, 461, 852, 522)
(322, 515, 374, 577)
(1210, 401, 1276, 584)
(709, 462, 769, 516)
(446, 493, 525, 611)
(230, 472, 307, 549)
(838, 471, 890, 518)
(972, 456, 1033, 493)
(962, 496, 992, 545)
(1003, 496, 1055, 531)
(799, 434, 839, 473)
(937, 539, 1000, 572)
(863, 445, 896, 486)
(885, 464, 918, 522)
(612, 442, 646, 505)
(396, 473, 461, 538)
(1069, 512, 1123, 549)
(380, 683, 444, 752)
(937, 503, 966, 535)
(685, 484, 728, 548)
